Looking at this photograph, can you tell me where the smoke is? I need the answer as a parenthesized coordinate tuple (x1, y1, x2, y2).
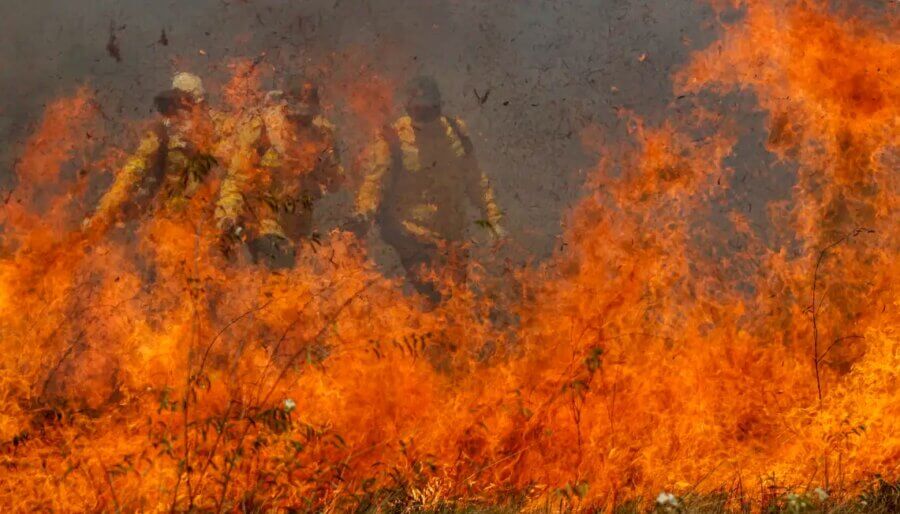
(0, 0, 719, 257)
(0, 1, 896, 509)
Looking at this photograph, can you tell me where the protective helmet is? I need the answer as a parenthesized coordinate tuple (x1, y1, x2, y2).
(405, 75, 441, 122)
(285, 75, 319, 104)
(283, 75, 320, 121)
(264, 89, 285, 106)
(172, 72, 205, 102)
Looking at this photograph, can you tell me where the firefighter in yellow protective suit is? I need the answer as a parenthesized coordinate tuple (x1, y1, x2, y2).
(83, 72, 222, 233)
(354, 76, 505, 304)
(53, 73, 225, 408)
(215, 77, 344, 268)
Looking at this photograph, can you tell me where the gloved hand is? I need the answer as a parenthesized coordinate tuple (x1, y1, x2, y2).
(81, 214, 114, 237)
(491, 224, 508, 239)
(484, 223, 511, 253)
(218, 217, 246, 258)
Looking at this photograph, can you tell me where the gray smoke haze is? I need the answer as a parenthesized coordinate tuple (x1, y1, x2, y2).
(1, 0, 728, 259)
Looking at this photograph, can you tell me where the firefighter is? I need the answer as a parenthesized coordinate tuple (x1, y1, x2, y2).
(215, 76, 344, 269)
(82, 72, 220, 233)
(353, 75, 505, 304)
(54, 73, 223, 409)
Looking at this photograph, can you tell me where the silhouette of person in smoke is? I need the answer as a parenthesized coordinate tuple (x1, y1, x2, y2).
(353, 76, 506, 305)
(215, 76, 344, 269)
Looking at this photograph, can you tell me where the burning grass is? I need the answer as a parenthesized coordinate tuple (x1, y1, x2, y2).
(0, 0, 897, 512)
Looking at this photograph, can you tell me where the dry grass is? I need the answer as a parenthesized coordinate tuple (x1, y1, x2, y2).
(340, 477, 899, 513)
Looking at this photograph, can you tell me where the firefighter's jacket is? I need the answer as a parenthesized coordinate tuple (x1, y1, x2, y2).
(356, 115, 502, 244)
(215, 107, 343, 241)
(90, 110, 224, 228)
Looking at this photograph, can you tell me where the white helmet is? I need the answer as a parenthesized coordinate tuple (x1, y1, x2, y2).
(172, 72, 205, 102)
(264, 89, 285, 106)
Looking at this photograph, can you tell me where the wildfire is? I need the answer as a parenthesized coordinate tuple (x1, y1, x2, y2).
(0, 0, 896, 512)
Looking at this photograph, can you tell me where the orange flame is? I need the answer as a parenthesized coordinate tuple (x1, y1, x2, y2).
(0, 0, 896, 511)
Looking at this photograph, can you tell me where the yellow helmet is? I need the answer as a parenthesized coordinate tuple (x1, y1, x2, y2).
(172, 72, 205, 102)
